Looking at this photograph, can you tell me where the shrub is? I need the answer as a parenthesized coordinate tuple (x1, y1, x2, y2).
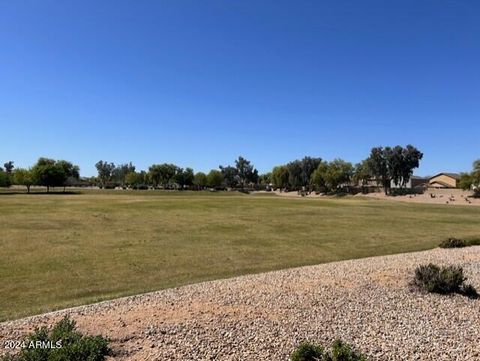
(291, 340, 367, 361)
(0, 316, 110, 361)
(439, 237, 480, 248)
(467, 238, 480, 246)
(330, 340, 367, 361)
(290, 341, 325, 361)
(413, 263, 474, 295)
(439, 238, 467, 248)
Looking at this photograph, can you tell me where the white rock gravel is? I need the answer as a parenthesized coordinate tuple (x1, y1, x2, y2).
(1, 247, 480, 360)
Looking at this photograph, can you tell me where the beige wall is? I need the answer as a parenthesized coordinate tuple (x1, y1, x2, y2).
(429, 174, 458, 188)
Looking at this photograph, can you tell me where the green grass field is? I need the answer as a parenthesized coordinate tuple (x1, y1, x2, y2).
(1, 190, 480, 321)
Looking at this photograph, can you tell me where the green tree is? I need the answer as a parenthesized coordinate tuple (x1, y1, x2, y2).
(125, 171, 146, 189)
(460, 160, 480, 196)
(31, 158, 67, 192)
(112, 162, 135, 187)
(367, 147, 390, 195)
(459, 173, 474, 190)
(0, 169, 11, 187)
(234, 156, 258, 188)
(148, 163, 178, 188)
(286, 160, 303, 190)
(13, 168, 34, 193)
(57, 160, 80, 192)
(206, 169, 223, 188)
(299, 156, 322, 190)
(400, 145, 423, 187)
(310, 161, 329, 192)
(259, 172, 272, 185)
(193, 172, 207, 190)
(324, 159, 353, 192)
(353, 160, 372, 188)
(174, 167, 194, 189)
(3, 161, 14, 174)
(219, 165, 238, 188)
(95, 161, 115, 188)
(271, 165, 289, 190)
(367, 145, 423, 194)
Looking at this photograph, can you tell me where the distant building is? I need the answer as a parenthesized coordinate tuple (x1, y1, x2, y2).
(391, 176, 429, 189)
(428, 173, 460, 188)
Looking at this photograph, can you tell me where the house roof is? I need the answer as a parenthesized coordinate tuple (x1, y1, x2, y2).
(429, 172, 461, 181)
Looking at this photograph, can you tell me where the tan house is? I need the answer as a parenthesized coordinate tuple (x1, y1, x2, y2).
(428, 173, 460, 188)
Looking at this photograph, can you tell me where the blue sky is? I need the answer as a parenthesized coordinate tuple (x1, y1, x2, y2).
(0, 1, 478, 177)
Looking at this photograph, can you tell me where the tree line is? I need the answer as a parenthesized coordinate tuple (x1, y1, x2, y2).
(0, 145, 449, 195)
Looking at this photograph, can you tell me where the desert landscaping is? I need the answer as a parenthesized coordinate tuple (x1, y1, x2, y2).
(1, 246, 479, 360)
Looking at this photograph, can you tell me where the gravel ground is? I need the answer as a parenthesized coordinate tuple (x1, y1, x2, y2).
(1, 247, 480, 360)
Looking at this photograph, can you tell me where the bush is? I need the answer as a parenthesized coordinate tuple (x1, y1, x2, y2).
(290, 341, 325, 361)
(467, 238, 480, 246)
(0, 316, 110, 361)
(412, 263, 478, 297)
(330, 340, 367, 361)
(291, 340, 367, 361)
(439, 238, 468, 248)
(439, 237, 480, 248)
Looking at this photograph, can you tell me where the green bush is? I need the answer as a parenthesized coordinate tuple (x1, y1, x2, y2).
(0, 316, 110, 361)
(467, 238, 480, 246)
(439, 237, 480, 248)
(413, 263, 478, 297)
(439, 238, 467, 248)
(290, 341, 325, 361)
(291, 340, 367, 361)
(330, 340, 367, 361)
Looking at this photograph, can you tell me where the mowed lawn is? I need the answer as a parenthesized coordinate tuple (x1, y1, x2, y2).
(1, 190, 480, 321)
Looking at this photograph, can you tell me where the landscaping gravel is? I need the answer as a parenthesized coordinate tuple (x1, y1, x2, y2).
(1, 247, 480, 360)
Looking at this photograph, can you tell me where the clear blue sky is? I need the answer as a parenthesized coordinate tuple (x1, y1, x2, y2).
(1, 1, 478, 177)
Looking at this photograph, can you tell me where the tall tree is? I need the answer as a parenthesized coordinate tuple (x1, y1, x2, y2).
(125, 171, 147, 189)
(234, 156, 258, 188)
(148, 163, 178, 188)
(367, 145, 423, 194)
(206, 169, 223, 188)
(324, 159, 354, 192)
(271, 166, 289, 190)
(193, 172, 207, 190)
(112, 162, 135, 187)
(174, 167, 194, 189)
(286, 160, 303, 190)
(95, 161, 115, 188)
(460, 159, 480, 197)
(353, 160, 372, 188)
(300, 157, 322, 189)
(219, 165, 238, 188)
(13, 168, 34, 193)
(57, 160, 80, 192)
(3, 161, 14, 174)
(310, 161, 329, 192)
(0, 169, 11, 188)
(367, 147, 390, 195)
(31, 158, 68, 192)
(399, 145, 423, 187)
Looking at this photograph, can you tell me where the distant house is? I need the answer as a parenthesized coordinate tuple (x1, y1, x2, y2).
(391, 176, 429, 189)
(428, 173, 460, 188)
